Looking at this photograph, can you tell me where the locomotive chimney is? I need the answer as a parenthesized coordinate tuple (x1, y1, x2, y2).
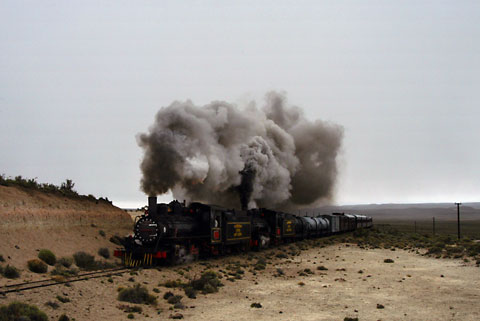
(148, 196, 157, 216)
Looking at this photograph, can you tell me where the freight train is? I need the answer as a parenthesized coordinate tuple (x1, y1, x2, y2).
(114, 196, 372, 266)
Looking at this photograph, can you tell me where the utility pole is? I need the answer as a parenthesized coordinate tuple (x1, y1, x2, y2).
(455, 202, 462, 239)
(432, 217, 435, 236)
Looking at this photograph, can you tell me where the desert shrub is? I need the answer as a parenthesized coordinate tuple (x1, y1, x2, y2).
(73, 251, 95, 269)
(0, 301, 48, 321)
(45, 301, 59, 309)
(167, 295, 182, 305)
(127, 313, 134, 319)
(109, 235, 124, 246)
(93, 260, 117, 270)
(118, 305, 142, 313)
(163, 280, 183, 288)
(303, 268, 314, 274)
(0, 254, 4, 262)
(344, 318, 359, 321)
(317, 265, 328, 271)
(190, 270, 223, 294)
(98, 248, 110, 259)
(276, 253, 288, 259)
(28, 259, 48, 273)
(117, 284, 157, 305)
(427, 246, 443, 255)
(3, 265, 20, 279)
(57, 257, 73, 268)
(50, 265, 78, 277)
(163, 291, 174, 300)
(254, 258, 267, 270)
(251, 302, 262, 308)
(383, 259, 394, 263)
(99, 230, 106, 237)
(38, 249, 56, 266)
(58, 314, 70, 321)
(183, 286, 197, 299)
(56, 295, 70, 303)
(467, 243, 480, 256)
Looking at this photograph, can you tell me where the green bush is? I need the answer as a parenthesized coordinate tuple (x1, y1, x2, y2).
(38, 249, 56, 266)
(184, 286, 197, 299)
(109, 235, 124, 246)
(163, 280, 183, 288)
(58, 314, 70, 321)
(73, 251, 95, 269)
(99, 230, 106, 237)
(56, 295, 70, 303)
(254, 258, 267, 270)
(98, 248, 110, 259)
(3, 265, 20, 279)
(50, 265, 78, 277)
(167, 295, 182, 305)
(0, 301, 48, 321)
(117, 284, 157, 305)
(189, 270, 223, 294)
(427, 246, 443, 255)
(57, 257, 73, 268)
(45, 301, 59, 309)
(28, 259, 48, 273)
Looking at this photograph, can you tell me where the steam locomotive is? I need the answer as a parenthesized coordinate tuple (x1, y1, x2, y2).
(114, 196, 373, 266)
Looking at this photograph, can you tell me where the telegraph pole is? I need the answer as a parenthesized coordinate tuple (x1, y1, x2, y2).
(455, 202, 462, 239)
(432, 217, 435, 236)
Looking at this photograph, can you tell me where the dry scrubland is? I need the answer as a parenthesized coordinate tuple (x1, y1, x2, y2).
(1, 184, 480, 320)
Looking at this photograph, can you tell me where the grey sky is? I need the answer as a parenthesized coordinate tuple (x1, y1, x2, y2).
(1, 1, 478, 207)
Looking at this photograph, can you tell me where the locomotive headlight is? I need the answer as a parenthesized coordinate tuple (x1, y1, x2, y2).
(214, 218, 220, 228)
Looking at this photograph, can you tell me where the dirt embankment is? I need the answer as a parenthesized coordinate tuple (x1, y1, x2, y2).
(0, 185, 132, 228)
(0, 185, 133, 267)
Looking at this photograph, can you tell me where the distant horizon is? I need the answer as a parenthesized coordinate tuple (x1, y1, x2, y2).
(113, 198, 480, 210)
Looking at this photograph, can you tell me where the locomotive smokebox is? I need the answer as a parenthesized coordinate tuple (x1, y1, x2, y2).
(148, 196, 157, 216)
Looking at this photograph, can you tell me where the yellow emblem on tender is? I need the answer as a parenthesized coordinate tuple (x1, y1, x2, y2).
(285, 220, 293, 233)
(233, 224, 243, 237)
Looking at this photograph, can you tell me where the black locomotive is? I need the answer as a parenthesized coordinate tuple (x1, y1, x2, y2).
(114, 196, 372, 266)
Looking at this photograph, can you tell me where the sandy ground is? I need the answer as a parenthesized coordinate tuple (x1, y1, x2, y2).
(1, 243, 479, 321)
(1, 187, 479, 320)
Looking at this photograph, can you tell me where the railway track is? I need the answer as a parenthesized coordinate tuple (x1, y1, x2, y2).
(0, 267, 130, 295)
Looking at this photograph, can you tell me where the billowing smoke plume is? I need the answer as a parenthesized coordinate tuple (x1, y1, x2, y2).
(137, 92, 343, 210)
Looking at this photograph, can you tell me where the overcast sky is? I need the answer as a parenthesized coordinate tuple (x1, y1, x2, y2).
(1, 1, 478, 208)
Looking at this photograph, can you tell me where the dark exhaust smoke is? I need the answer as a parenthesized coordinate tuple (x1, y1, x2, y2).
(137, 92, 343, 210)
(238, 165, 256, 210)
